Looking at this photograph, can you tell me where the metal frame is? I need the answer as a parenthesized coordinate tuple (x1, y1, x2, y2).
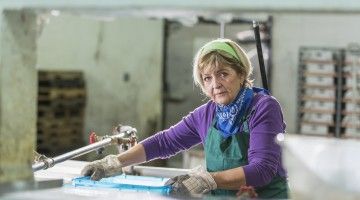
(335, 50, 344, 138)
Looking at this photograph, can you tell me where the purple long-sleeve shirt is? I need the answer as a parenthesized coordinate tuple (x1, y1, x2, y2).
(140, 93, 287, 187)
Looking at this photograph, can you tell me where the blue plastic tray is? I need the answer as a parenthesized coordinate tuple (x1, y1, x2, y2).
(72, 174, 171, 194)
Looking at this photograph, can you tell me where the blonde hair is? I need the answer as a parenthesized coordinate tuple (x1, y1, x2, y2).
(193, 38, 253, 91)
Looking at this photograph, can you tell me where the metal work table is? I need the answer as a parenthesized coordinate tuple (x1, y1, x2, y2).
(1, 160, 237, 200)
(2, 160, 178, 199)
(32, 160, 190, 184)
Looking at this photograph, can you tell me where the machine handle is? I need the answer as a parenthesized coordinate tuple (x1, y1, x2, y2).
(253, 21, 269, 91)
(89, 131, 97, 144)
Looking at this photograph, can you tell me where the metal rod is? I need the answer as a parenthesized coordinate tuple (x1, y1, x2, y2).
(220, 21, 225, 38)
(253, 21, 269, 90)
(32, 138, 113, 171)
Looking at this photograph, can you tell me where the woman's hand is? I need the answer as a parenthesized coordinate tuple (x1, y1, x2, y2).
(165, 166, 217, 195)
(81, 155, 123, 181)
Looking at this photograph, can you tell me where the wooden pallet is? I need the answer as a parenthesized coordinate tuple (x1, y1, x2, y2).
(38, 88, 86, 100)
(37, 70, 86, 156)
(39, 71, 85, 88)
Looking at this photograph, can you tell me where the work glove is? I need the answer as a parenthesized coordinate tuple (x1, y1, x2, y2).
(81, 155, 123, 181)
(165, 166, 217, 195)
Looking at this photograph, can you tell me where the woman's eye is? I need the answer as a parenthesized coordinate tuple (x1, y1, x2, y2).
(220, 73, 228, 78)
(203, 76, 211, 82)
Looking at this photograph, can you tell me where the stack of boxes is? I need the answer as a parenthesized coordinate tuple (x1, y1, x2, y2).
(298, 48, 339, 136)
(342, 50, 360, 137)
(37, 71, 86, 156)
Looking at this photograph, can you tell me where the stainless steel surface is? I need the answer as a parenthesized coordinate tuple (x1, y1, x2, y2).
(279, 134, 360, 200)
(0, 160, 239, 200)
(30, 160, 188, 200)
(1, 187, 176, 200)
(0, 179, 63, 196)
(0, 180, 36, 195)
(33, 160, 190, 182)
(34, 160, 86, 184)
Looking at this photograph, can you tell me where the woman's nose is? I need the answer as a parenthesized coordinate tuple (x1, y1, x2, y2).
(212, 77, 221, 89)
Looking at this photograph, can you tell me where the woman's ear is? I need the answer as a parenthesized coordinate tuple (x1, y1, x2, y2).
(240, 74, 247, 88)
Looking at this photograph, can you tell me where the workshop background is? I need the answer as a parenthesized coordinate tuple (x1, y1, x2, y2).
(0, 1, 360, 199)
(36, 8, 360, 167)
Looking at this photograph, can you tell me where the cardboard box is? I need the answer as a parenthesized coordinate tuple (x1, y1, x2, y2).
(303, 113, 334, 123)
(304, 76, 334, 85)
(304, 88, 336, 98)
(300, 124, 329, 135)
(304, 100, 335, 110)
(302, 49, 334, 61)
(306, 63, 335, 73)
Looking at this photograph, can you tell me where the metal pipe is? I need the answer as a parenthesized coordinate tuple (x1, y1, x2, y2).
(32, 138, 113, 171)
(253, 20, 269, 91)
(33, 127, 137, 172)
(220, 21, 225, 38)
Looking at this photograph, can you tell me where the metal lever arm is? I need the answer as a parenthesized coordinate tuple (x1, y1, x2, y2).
(253, 21, 269, 91)
(32, 128, 137, 172)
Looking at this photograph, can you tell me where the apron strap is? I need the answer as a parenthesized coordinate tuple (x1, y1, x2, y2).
(240, 108, 255, 133)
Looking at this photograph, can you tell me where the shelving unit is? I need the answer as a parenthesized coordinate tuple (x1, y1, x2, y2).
(298, 46, 360, 138)
(297, 47, 341, 136)
(341, 47, 360, 138)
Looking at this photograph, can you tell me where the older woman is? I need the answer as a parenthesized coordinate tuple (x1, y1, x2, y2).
(81, 38, 289, 198)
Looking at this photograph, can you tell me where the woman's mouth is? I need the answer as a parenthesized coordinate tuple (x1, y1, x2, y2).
(215, 91, 226, 96)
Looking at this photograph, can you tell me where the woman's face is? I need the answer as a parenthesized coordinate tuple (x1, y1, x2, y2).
(201, 64, 244, 105)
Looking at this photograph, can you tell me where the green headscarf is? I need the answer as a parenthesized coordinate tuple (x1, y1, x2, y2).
(200, 41, 240, 61)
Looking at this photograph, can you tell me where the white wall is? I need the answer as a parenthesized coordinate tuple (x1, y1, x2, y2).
(271, 13, 360, 133)
(37, 14, 163, 142)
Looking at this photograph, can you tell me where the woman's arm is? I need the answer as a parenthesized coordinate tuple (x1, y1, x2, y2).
(117, 143, 147, 167)
(140, 103, 213, 161)
(211, 167, 246, 190)
(115, 102, 213, 168)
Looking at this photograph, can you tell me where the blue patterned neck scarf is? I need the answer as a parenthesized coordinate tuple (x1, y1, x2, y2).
(215, 87, 254, 138)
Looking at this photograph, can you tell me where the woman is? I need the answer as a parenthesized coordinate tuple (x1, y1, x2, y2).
(81, 38, 289, 198)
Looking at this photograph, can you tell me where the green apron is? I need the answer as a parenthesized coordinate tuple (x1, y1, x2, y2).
(204, 110, 289, 198)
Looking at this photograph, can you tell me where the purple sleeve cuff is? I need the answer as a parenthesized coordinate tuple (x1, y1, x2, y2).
(243, 165, 261, 186)
(140, 136, 159, 161)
